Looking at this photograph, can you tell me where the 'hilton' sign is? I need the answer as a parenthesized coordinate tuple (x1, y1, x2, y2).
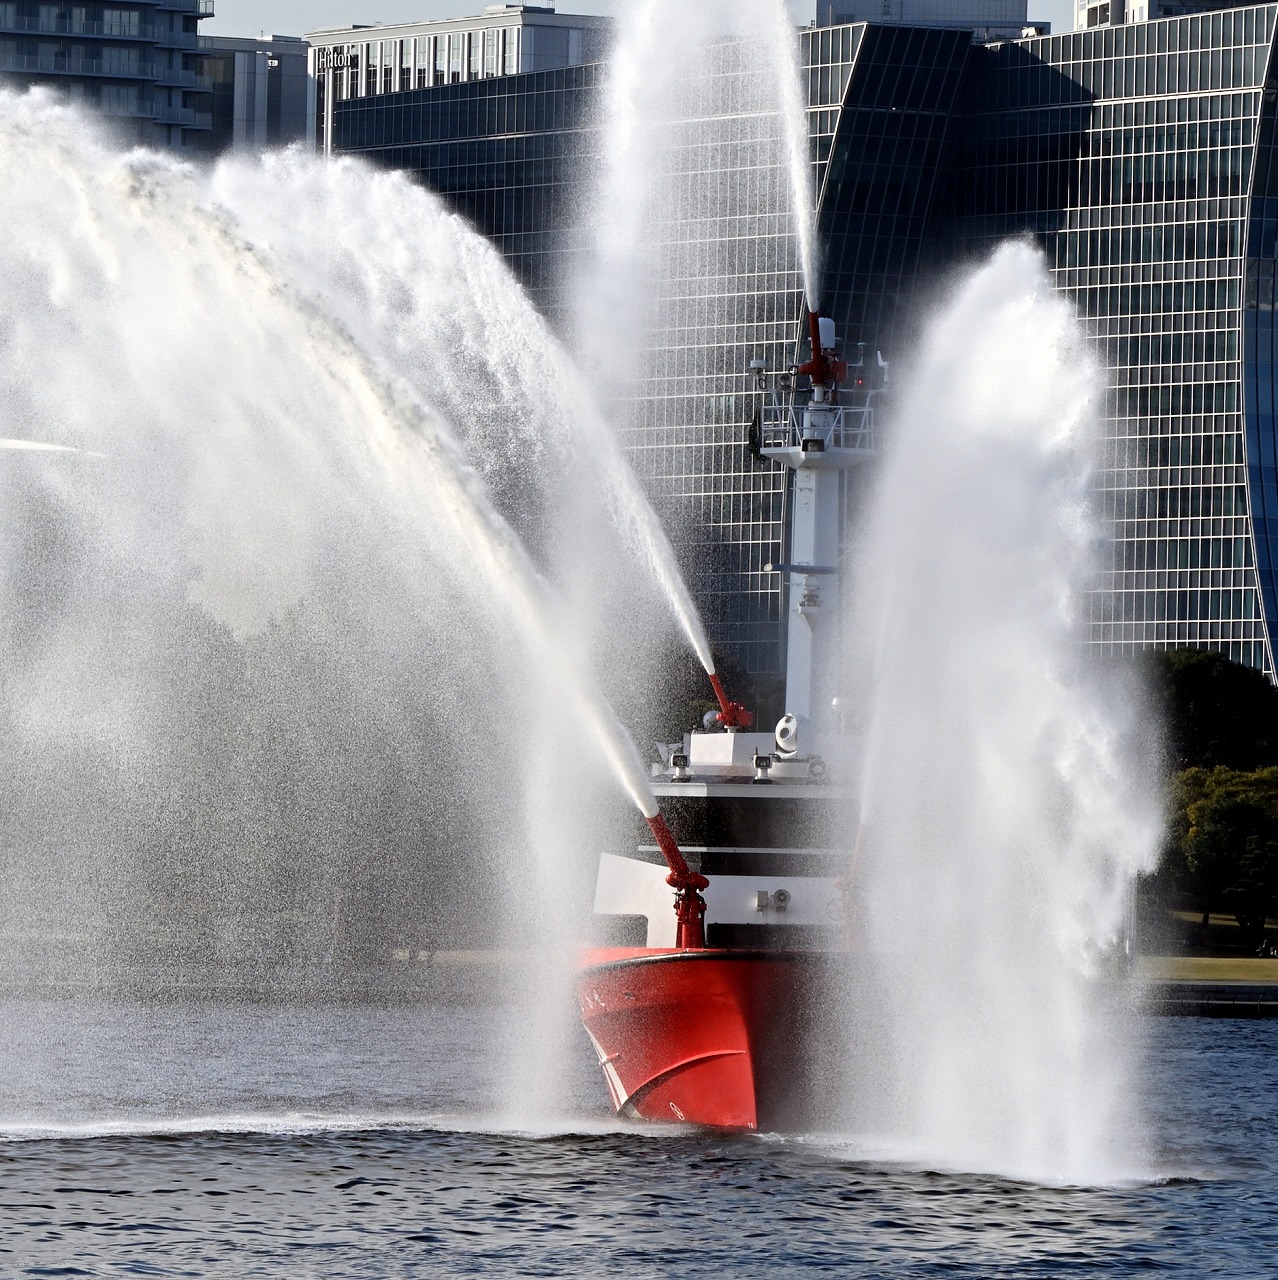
(315, 47, 357, 71)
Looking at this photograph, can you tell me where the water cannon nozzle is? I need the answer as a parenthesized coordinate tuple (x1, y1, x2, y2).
(797, 310, 843, 391)
(708, 671, 753, 729)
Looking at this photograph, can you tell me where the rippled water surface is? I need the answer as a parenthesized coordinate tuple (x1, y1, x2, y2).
(0, 999, 1273, 1278)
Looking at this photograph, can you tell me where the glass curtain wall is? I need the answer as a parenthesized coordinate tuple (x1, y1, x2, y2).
(328, 25, 976, 677)
(953, 5, 1278, 671)
(332, 64, 601, 309)
(611, 35, 805, 677)
(331, 13, 1278, 676)
(810, 23, 971, 356)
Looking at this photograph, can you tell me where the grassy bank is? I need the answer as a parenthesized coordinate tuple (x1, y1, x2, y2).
(1138, 955, 1278, 983)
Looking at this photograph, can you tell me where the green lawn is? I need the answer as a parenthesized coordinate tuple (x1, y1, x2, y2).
(1138, 955, 1278, 983)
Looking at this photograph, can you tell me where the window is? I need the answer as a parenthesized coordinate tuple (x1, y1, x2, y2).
(416, 36, 431, 89)
(100, 82, 140, 113)
(102, 43, 139, 73)
(0, 4, 16, 28)
(103, 7, 141, 37)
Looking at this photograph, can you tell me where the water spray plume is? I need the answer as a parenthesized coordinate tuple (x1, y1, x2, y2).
(0, 89, 673, 995)
(761, 0, 821, 310)
(574, 0, 815, 681)
(208, 153, 716, 687)
(843, 242, 1163, 1183)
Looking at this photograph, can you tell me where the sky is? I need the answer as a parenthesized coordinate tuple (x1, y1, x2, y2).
(203, 0, 1075, 46)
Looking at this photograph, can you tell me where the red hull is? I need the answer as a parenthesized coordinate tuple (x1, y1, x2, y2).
(576, 948, 834, 1131)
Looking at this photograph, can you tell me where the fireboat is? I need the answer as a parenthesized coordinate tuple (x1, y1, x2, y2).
(576, 312, 888, 1130)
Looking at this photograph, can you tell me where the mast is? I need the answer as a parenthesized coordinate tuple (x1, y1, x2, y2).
(757, 311, 886, 755)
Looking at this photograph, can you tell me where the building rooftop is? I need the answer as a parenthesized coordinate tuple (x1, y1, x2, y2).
(308, 4, 608, 40)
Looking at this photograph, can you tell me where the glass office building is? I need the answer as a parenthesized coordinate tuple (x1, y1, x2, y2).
(0, 0, 213, 151)
(320, 18, 974, 676)
(956, 6, 1278, 671)
(328, 62, 601, 309)
(318, 4, 1278, 675)
(311, 9, 609, 308)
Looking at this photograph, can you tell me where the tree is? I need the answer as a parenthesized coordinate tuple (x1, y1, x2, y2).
(1174, 766, 1278, 948)
(1144, 649, 1278, 772)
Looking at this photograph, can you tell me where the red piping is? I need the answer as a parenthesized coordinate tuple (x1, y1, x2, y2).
(646, 812, 708, 950)
(708, 672, 753, 729)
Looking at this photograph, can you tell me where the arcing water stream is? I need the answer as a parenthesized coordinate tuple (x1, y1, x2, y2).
(841, 243, 1164, 1183)
(203, 150, 716, 681)
(0, 87, 676, 1033)
(763, 0, 822, 310)
(568, 0, 820, 690)
(575, 0, 820, 372)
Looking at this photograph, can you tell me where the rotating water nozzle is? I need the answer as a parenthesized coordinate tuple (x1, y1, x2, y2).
(646, 811, 709, 950)
(707, 671, 753, 730)
(796, 311, 847, 396)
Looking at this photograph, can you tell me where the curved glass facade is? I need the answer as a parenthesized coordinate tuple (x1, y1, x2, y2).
(325, 5, 1278, 676)
(957, 6, 1278, 671)
(1243, 53, 1278, 657)
(811, 23, 970, 353)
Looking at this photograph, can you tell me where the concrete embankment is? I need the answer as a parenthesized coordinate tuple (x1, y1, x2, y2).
(1141, 957, 1278, 1017)
(1149, 983, 1278, 1018)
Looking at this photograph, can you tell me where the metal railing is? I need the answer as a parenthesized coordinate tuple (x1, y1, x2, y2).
(0, 51, 141, 77)
(0, 51, 209, 89)
(759, 397, 877, 454)
(154, 104, 211, 127)
(0, 14, 214, 47)
(155, 28, 202, 49)
(156, 65, 210, 88)
(0, 17, 151, 38)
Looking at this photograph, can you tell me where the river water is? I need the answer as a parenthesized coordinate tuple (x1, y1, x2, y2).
(0, 998, 1273, 1277)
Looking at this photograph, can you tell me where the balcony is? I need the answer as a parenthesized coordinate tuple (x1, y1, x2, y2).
(153, 104, 211, 128)
(155, 64, 210, 89)
(0, 84, 218, 129)
(0, 51, 148, 79)
(0, 17, 156, 41)
(0, 17, 211, 49)
(97, 102, 211, 129)
(155, 28, 203, 50)
(0, 50, 208, 89)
